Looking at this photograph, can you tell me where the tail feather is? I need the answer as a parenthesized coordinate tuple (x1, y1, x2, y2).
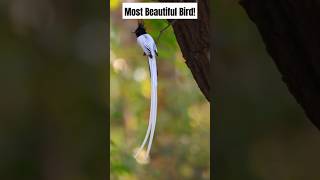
(135, 56, 157, 160)
(146, 57, 157, 158)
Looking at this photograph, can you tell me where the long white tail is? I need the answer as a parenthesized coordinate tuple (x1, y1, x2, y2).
(134, 56, 157, 160)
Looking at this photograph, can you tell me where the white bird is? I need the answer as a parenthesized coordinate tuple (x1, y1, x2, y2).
(133, 23, 158, 161)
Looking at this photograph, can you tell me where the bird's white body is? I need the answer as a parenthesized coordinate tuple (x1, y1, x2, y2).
(134, 33, 158, 160)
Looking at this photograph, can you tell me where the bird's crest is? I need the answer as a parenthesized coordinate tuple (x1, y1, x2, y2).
(134, 23, 147, 37)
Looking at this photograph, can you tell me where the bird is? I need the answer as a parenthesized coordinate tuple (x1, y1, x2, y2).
(133, 22, 158, 161)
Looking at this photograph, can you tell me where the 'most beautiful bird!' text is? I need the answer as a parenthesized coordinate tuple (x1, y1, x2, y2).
(124, 7, 196, 17)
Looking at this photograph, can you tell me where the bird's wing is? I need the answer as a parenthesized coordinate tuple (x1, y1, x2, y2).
(145, 34, 157, 55)
(144, 34, 157, 55)
(154, 44, 158, 55)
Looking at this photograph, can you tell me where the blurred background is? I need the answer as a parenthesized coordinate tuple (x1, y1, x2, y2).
(213, 1, 320, 180)
(110, 0, 210, 180)
(0, 0, 107, 179)
(3, 0, 319, 179)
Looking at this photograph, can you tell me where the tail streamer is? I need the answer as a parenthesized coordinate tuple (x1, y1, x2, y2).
(134, 56, 157, 161)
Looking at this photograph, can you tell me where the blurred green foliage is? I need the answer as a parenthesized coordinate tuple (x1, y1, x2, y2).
(0, 0, 106, 179)
(110, 1, 210, 180)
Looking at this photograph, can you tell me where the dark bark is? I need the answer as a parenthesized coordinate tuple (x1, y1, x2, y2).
(160, 0, 210, 101)
(240, 0, 320, 130)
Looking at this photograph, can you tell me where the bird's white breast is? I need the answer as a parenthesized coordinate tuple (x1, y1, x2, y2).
(137, 34, 156, 56)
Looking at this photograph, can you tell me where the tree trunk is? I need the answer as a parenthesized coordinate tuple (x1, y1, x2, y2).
(240, 0, 320, 130)
(160, 0, 210, 101)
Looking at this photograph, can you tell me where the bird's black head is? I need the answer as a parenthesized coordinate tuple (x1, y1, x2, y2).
(134, 23, 147, 37)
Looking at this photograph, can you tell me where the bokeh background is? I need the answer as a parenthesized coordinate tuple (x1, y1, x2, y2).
(0, 0, 107, 179)
(213, 1, 320, 180)
(110, 0, 210, 180)
(2, 0, 319, 179)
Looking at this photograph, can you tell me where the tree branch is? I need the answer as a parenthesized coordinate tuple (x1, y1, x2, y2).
(160, 0, 210, 101)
